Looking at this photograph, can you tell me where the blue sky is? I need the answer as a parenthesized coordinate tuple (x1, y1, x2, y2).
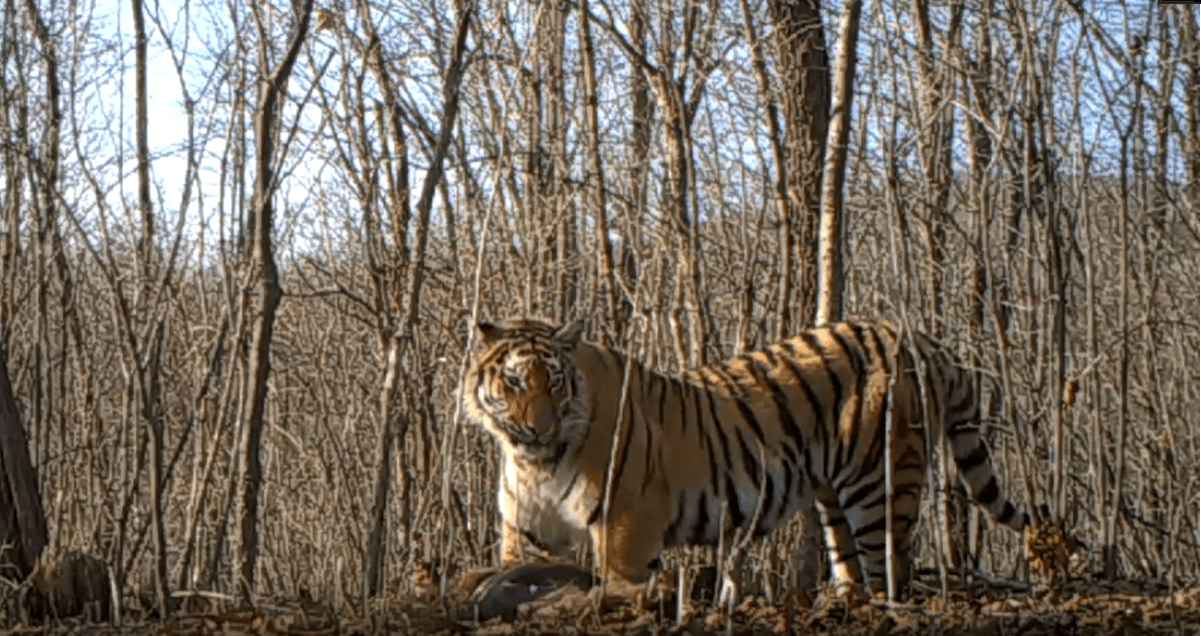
(54, 0, 1194, 264)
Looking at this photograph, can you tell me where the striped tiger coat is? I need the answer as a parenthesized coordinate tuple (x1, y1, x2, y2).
(461, 317, 1028, 594)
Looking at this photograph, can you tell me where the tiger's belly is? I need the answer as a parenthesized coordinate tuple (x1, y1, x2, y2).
(661, 456, 815, 548)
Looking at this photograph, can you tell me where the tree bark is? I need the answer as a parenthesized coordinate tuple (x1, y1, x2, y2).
(1181, 7, 1199, 208)
(579, 0, 618, 331)
(0, 334, 47, 577)
(738, 0, 789, 338)
(768, 0, 828, 336)
(767, 0, 829, 589)
(815, 0, 860, 326)
(132, 0, 154, 279)
(237, 0, 314, 604)
(909, 0, 954, 334)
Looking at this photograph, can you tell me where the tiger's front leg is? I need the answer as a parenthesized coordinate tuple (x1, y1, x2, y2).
(589, 508, 665, 594)
(497, 465, 580, 565)
(499, 519, 529, 566)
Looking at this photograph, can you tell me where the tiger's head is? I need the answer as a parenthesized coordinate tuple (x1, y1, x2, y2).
(463, 318, 589, 463)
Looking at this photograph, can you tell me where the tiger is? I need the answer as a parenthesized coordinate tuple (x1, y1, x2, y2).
(461, 317, 1029, 596)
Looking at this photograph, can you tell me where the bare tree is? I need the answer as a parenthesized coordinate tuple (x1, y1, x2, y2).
(767, 0, 830, 592)
(769, 0, 828, 337)
(362, 1, 472, 598)
(579, 0, 619, 331)
(0, 0, 48, 582)
(0, 334, 47, 579)
(814, 0, 861, 326)
(236, 0, 314, 603)
(1181, 7, 1200, 207)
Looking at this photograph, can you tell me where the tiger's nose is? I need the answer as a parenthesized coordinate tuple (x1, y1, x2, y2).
(532, 403, 559, 435)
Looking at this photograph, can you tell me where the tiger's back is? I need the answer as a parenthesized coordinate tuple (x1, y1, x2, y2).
(462, 318, 1028, 594)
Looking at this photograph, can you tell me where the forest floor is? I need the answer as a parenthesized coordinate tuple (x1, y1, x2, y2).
(4, 577, 1198, 636)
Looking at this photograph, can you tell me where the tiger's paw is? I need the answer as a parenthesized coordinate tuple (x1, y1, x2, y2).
(827, 580, 872, 608)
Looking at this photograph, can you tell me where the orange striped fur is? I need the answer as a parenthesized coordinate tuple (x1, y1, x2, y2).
(462, 318, 1028, 594)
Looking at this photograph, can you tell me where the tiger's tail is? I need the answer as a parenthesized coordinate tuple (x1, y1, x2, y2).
(943, 380, 1030, 532)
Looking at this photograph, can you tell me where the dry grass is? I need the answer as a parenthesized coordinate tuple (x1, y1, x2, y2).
(2, 580, 1197, 635)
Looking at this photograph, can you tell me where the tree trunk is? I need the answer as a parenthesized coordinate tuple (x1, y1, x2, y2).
(1181, 7, 1199, 209)
(738, 0, 789, 341)
(579, 0, 619, 332)
(815, 0, 860, 326)
(768, 0, 829, 590)
(364, 4, 470, 598)
(622, 0, 652, 336)
(237, 0, 314, 603)
(132, 0, 154, 280)
(769, 0, 828, 337)
(0, 335, 47, 577)
(909, 0, 954, 333)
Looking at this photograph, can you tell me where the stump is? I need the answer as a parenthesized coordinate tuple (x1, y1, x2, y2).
(25, 548, 111, 621)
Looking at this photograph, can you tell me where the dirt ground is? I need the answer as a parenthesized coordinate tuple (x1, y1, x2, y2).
(4, 578, 1198, 636)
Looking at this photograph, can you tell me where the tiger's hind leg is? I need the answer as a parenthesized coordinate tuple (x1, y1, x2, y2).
(812, 489, 863, 594)
(842, 483, 923, 599)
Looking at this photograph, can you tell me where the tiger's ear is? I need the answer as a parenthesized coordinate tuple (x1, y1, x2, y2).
(477, 322, 506, 347)
(555, 320, 585, 350)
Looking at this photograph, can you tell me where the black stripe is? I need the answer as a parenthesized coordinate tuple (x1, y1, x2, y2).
(976, 478, 1000, 505)
(858, 540, 886, 553)
(754, 470, 777, 537)
(996, 502, 1018, 526)
(821, 509, 847, 525)
(691, 491, 712, 545)
(894, 452, 926, 472)
(641, 422, 656, 495)
(858, 486, 921, 514)
(655, 373, 668, 425)
(547, 440, 569, 466)
(664, 491, 686, 545)
(842, 479, 883, 511)
(862, 323, 891, 375)
(558, 471, 580, 504)
(958, 443, 990, 471)
(780, 461, 796, 515)
(834, 414, 885, 494)
(852, 516, 888, 539)
(586, 496, 604, 526)
(691, 382, 726, 521)
(707, 363, 765, 488)
(799, 331, 843, 413)
(698, 373, 737, 487)
(639, 369, 657, 496)
(725, 473, 746, 530)
(776, 345, 824, 475)
(738, 429, 763, 491)
(712, 361, 768, 444)
(944, 377, 975, 414)
(748, 350, 803, 464)
(830, 326, 867, 469)
(834, 548, 862, 564)
(857, 489, 890, 513)
(797, 332, 843, 480)
(947, 419, 978, 437)
(521, 529, 552, 552)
